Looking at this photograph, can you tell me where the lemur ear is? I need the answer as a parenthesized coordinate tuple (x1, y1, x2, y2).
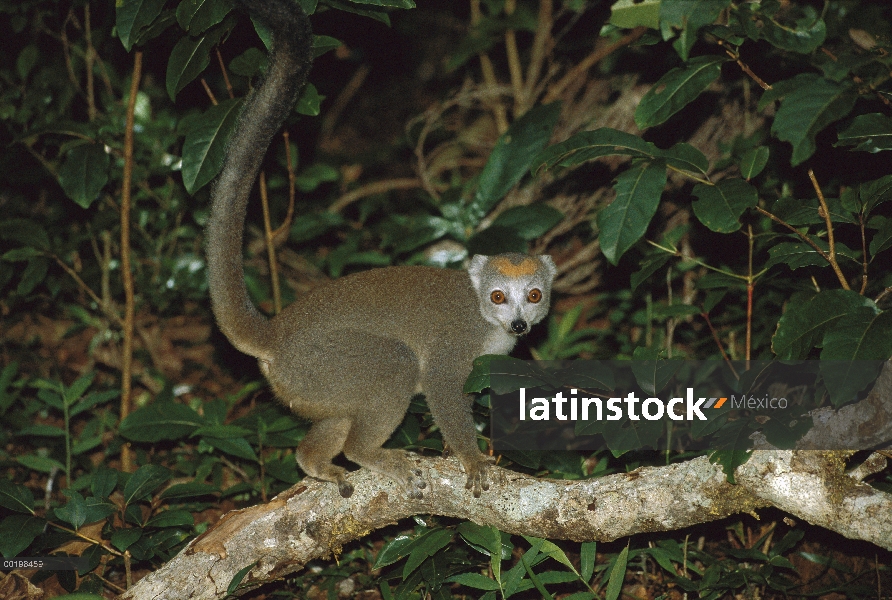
(467, 255, 490, 292)
(537, 255, 557, 283)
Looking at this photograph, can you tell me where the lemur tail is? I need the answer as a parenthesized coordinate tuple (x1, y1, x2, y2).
(205, 0, 313, 360)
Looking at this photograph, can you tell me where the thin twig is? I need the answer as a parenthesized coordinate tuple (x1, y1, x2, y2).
(522, 0, 553, 110)
(701, 311, 739, 378)
(216, 48, 235, 99)
(503, 0, 525, 116)
(329, 178, 422, 213)
(809, 169, 851, 290)
(471, 0, 509, 133)
(259, 172, 282, 314)
(544, 27, 646, 103)
(120, 51, 142, 474)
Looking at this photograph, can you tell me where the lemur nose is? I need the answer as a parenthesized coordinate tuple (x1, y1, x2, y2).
(510, 320, 528, 334)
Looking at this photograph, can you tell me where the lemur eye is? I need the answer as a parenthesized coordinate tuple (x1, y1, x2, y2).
(528, 289, 542, 303)
(490, 290, 506, 304)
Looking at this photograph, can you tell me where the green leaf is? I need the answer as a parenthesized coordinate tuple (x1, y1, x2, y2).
(467, 102, 562, 222)
(691, 178, 757, 233)
(16, 454, 66, 474)
(228, 562, 258, 595)
(344, 0, 414, 8)
(55, 492, 88, 529)
(0, 515, 46, 558)
(111, 528, 143, 552)
(739, 146, 769, 179)
(489, 205, 563, 240)
(598, 160, 667, 265)
(630, 351, 683, 396)
(659, 0, 731, 60)
(166, 27, 227, 101)
(770, 74, 858, 166)
(735, 3, 826, 54)
(145, 509, 195, 528)
(869, 216, 892, 257)
(635, 56, 726, 129)
(181, 98, 243, 194)
(91, 466, 119, 500)
(0, 219, 50, 251)
(765, 239, 860, 271)
(0, 480, 34, 514)
(580, 541, 597, 583)
(373, 535, 413, 569)
(402, 528, 454, 578)
(16, 258, 49, 296)
(604, 543, 630, 600)
(312, 35, 342, 58)
(176, 0, 233, 34)
(836, 113, 892, 153)
(657, 142, 709, 176)
(445, 572, 501, 591)
(160, 482, 220, 500)
(122, 465, 172, 505)
(203, 436, 259, 461)
(119, 401, 203, 442)
(821, 308, 892, 404)
(534, 128, 659, 174)
(772, 289, 869, 360)
(708, 420, 754, 482)
(859, 175, 892, 216)
(116, 0, 168, 51)
(630, 253, 669, 291)
(58, 145, 110, 209)
(610, 0, 660, 30)
(296, 83, 323, 116)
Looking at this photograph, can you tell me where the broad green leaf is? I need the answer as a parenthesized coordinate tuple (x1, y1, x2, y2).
(0, 219, 50, 251)
(58, 145, 110, 209)
(836, 113, 892, 153)
(534, 128, 659, 174)
(16, 454, 65, 474)
(467, 102, 562, 222)
(228, 562, 258, 595)
(630, 253, 670, 291)
(16, 258, 49, 296)
(91, 466, 118, 500)
(166, 27, 227, 101)
(869, 216, 892, 257)
(312, 35, 342, 58)
(657, 142, 709, 176)
(765, 239, 860, 271)
(111, 528, 143, 552)
(119, 401, 203, 442)
(610, 0, 660, 30)
(0, 515, 46, 558)
(116, 0, 168, 51)
(145, 509, 195, 528)
(70, 389, 119, 418)
(770, 74, 858, 166)
(604, 543, 630, 600)
(859, 174, 892, 217)
(598, 160, 667, 265)
(630, 349, 683, 396)
(123, 465, 172, 505)
(445, 572, 501, 591)
(489, 204, 563, 240)
(735, 3, 826, 53)
(635, 56, 726, 129)
(296, 83, 323, 116)
(0, 480, 34, 514)
(55, 492, 88, 529)
(373, 535, 413, 569)
(176, 0, 233, 34)
(17, 45, 40, 80)
(64, 372, 95, 407)
(402, 528, 454, 578)
(821, 308, 892, 404)
(16, 425, 66, 438)
(659, 0, 731, 60)
(580, 541, 597, 583)
(160, 482, 220, 500)
(708, 420, 753, 482)
(204, 436, 259, 461)
(770, 196, 857, 226)
(739, 146, 769, 179)
(772, 289, 869, 360)
(181, 98, 243, 194)
(691, 178, 757, 233)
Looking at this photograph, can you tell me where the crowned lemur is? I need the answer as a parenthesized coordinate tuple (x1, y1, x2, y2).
(206, 0, 556, 498)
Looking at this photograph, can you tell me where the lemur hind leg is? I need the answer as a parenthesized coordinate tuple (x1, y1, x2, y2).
(295, 417, 354, 497)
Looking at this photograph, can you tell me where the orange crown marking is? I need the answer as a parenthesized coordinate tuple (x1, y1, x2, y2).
(491, 256, 538, 277)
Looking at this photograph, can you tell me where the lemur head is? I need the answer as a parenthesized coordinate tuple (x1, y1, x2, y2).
(468, 253, 557, 336)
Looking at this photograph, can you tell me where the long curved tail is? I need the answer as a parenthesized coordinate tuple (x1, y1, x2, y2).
(205, 0, 313, 360)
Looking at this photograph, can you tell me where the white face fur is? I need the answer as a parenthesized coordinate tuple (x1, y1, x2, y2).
(468, 254, 557, 336)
